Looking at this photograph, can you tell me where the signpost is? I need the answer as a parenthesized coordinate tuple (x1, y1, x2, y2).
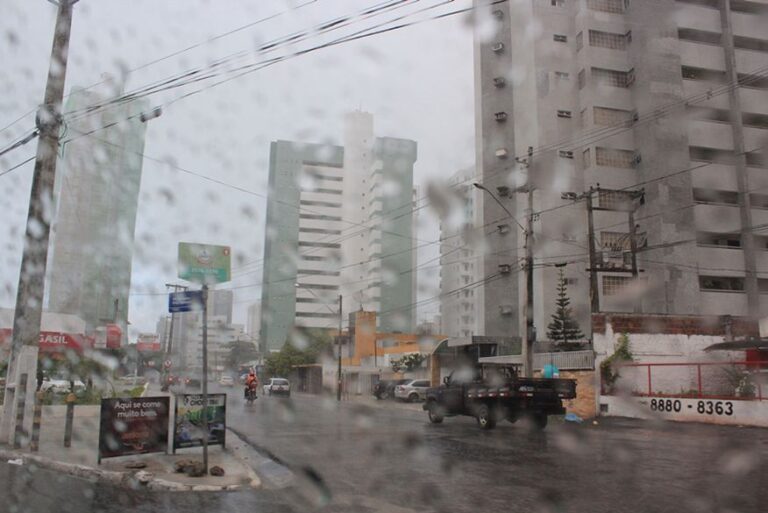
(168, 290, 204, 313)
(173, 393, 226, 452)
(176, 242, 231, 474)
(98, 397, 170, 463)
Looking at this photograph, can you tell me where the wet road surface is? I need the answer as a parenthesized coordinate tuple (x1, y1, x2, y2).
(1, 389, 766, 513)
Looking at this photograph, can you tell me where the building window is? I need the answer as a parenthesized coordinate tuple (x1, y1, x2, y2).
(602, 276, 632, 296)
(297, 241, 341, 249)
(578, 69, 586, 89)
(555, 71, 570, 80)
(592, 67, 635, 88)
(295, 312, 337, 319)
(576, 31, 583, 51)
(300, 214, 342, 222)
(587, 0, 626, 14)
(551, 0, 566, 6)
(582, 148, 591, 167)
(595, 147, 637, 168)
(601, 231, 631, 251)
(299, 227, 342, 235)
(681, 65, 726, 83)
(299, 200, 342, 208)
(557, 109, 573, 118)
(693, 188, 739, 205)
(697, 232, 741, 248)
(554, 34, 568, 43)
(699, 276, 745, 292)
(593, 106, 635, 126)
(751, 193, 768, 209)
(589, 29, 629, 50)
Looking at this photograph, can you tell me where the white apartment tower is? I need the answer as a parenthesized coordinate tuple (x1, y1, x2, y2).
(260, 113, 418, 352)
(439, 169, 482, 338)
(474, 0, 768, 340)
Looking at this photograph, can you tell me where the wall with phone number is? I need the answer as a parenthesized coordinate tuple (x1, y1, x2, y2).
(600, 396, 768, 427)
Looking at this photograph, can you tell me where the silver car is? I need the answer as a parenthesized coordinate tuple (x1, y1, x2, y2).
(263, 378, 291, 397)
(394, 379, 431, 402)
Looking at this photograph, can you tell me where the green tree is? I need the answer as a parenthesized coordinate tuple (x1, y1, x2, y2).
(390, 353, 426, 373)
(225, 340, 260, 369)
(264, 329, 334, 378)
(546, 268, 585, 345)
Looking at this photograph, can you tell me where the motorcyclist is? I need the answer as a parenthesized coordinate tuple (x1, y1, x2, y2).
(244, 370, 258, 399)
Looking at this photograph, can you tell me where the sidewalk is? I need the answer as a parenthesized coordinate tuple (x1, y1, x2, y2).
(0, 399, 261, 492)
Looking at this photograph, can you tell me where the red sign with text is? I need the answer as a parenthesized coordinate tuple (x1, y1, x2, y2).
(0, 328, 93, 353)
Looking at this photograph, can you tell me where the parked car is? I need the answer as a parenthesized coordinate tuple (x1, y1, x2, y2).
(263, 378, 291, 397)
(394, 379, 431, 402)
(373, 378, 410, 400)
(218, 375, 235, 387)
(40, 379, 85, 394)
(119, 374, 148, 386)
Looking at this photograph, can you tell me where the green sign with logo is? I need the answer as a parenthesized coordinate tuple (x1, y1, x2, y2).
(178, 243, 231, 284)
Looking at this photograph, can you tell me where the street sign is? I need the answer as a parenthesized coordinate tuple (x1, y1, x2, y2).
(178, 243, 231, 284)
(169, 290, 204, 313)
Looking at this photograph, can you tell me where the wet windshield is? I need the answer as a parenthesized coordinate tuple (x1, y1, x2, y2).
(1, 1, 768, 512)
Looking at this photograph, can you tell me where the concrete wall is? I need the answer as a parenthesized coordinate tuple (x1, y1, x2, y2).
(593, 313, 768, 427)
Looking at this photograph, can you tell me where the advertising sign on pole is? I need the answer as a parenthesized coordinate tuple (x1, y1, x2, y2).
(98, 397, 170, 462)
(173, 393, 226, 451)
(168, 290, 204, 313)
(177, 243, 231, 285)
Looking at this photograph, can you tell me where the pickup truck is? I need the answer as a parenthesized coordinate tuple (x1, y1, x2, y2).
(423, 364, 577, 430)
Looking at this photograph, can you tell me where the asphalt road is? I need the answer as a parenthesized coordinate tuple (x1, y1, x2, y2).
(1, 388, 766, 513)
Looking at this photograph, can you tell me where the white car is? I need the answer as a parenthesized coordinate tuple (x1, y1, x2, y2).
(218, 375, 235, 387)
(41, 379, 85, 394)
(263, 378, 291, 397)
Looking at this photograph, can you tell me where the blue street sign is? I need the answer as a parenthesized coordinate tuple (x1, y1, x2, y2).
(169, 290, 204, 313)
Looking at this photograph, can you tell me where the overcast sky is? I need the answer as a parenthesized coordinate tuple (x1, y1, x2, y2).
(0, 0, 477, 338)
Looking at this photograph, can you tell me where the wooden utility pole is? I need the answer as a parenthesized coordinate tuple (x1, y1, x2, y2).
(585, 188, 600, 314)
(1, 0, 78, 445)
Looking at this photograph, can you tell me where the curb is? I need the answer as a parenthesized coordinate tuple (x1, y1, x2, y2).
(0, 436, 261, 493)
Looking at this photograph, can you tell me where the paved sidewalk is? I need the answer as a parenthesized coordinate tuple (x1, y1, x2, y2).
(0, 400, 261, 492)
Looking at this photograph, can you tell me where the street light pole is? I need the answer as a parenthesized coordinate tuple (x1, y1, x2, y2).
(1, 0, 78, 445)
(337, 294, 343, 402)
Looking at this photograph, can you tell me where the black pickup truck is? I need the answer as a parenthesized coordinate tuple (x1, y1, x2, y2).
(423, 364, 577, 430)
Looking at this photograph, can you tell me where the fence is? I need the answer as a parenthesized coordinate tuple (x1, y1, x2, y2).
(607, 360, 767, 401)
(535, 350, 594, 371)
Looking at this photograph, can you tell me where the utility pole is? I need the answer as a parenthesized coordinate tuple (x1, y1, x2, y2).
(563, 187, 645, 315)
(201, 284, 209, 473)
(1, 0, 78, 445)
(337, 294, 343, 402)
(518, 146, 535, 379)
(585, 188, 600, 314)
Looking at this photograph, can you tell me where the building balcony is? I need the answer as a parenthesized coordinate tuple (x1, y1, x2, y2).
(693, 203, 741, 233)
(687, 119, 734, 151)
(675, 4, 722, 32)
(736, 48, 768, 78)
(679, 41, 726, 72)
(732, 11, 768, 42)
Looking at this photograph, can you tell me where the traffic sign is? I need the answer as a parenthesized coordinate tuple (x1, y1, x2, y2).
(178, 243, 231, 284)
(164, 360, 172, 369)
(169, 290, 204, 313)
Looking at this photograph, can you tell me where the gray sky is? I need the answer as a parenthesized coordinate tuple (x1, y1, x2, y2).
(0, 0, 476, 339)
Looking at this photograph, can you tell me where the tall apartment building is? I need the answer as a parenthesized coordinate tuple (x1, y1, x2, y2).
(474, 0, 768, 340)
(47, 87, 149, 335)
(259, 112, 418, 352)
(439, 168, 482, 338)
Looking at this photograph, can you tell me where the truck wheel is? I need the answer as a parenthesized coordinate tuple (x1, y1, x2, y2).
(427, 402, 444, 424)
(532, 413, 548, 430)
(476, 404, 496, 430)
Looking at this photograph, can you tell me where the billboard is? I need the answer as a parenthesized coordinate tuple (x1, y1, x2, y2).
(136, 333, 161, 352)
(98, 397, 170, 461)
(178, 243, 231, 284)
(0, 328, 94, 353)
(173, 394, 226, 451)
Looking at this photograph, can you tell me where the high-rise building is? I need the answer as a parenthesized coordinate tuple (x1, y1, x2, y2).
(247, 302, 261, 339)
(473, 0, 768, 339)
(439, 168, 482, 338)
(46, 87, 149, 335)
(259, 112, 418, 352)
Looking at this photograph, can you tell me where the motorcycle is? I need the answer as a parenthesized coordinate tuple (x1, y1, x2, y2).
(245, 384, 258, 404)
